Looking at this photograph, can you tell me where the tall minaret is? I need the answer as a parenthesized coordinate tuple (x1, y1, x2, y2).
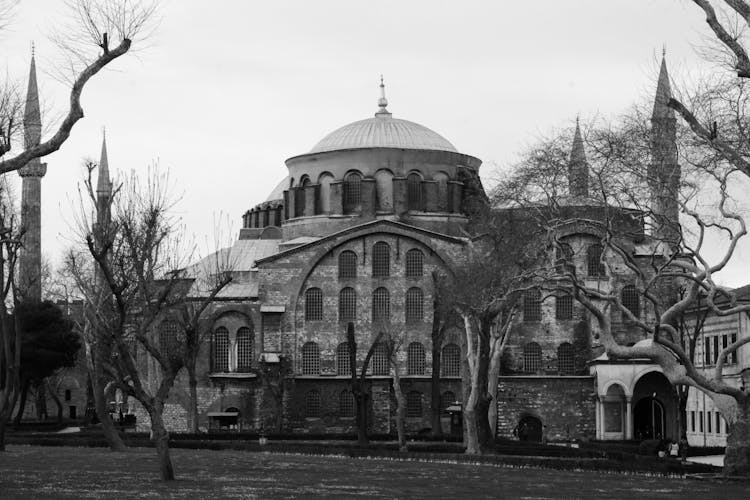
(18, 50, 47, 302)
(649, 53, 680, 248)
(568, 117, 589, 198)
(96, 130, 112, 225)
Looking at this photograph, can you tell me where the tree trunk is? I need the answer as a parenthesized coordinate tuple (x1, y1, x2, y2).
(392, 376, 407, 452)
(90, 356, 126, 451)
(0, 418, 6, 451)
(487, 335, 503, 439)
(430, 333, 443, 438)
(678, 387, 688, 441)
(475, 320, 493, 450)
(150, 407, 176, 481)
(13, 378, 29, 426)
(187, 365, 199, 433)
(356, 392, 368, 445)
(724, 403, 750, 476)
(47, 381, 64, 423)
(35, 383, 48, 421)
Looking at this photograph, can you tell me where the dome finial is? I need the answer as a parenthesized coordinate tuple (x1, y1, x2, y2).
(376, 75, 391, 117)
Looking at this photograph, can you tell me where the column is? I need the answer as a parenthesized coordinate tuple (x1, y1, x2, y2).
(625, 396, 633, 440)
(598, 395, 606, 440)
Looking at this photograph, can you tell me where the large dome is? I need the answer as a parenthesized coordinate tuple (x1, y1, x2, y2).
(308, 79, 457, 154)
(309, 114, 458, 154)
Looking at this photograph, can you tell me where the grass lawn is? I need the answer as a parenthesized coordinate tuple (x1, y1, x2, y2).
(0, 445, 745, 499)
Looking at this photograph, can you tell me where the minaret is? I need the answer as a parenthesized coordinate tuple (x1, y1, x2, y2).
(568, 117, 589, 198)
(649, 52, 680, 248)
(96, 130, 112, 224)
(18, 50, 47, 302)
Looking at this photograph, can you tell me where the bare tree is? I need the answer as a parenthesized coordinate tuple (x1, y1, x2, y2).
(345, 322, 383, 445)
(0, 0, 156, 174)
(381, 326, 407, 451)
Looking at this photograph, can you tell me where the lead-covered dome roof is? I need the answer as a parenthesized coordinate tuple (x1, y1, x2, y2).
(308, 78, 457, 154)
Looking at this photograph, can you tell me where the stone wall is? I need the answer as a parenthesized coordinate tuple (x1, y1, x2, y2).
(496, 376, 596, 442)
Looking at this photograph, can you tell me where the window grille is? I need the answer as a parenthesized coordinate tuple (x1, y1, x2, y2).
(305, 390, 321, 418)
(621, 285, 640, 318)
(338, 251, 357, 279)
(405, 287, 424, 324)
(407, 342, 426, 375)
(337, 342, 351, 376)
(305, 288, 323, 321)
(371, 342, 389, 376)
(339, 390, 355, 418)
(405, 248, 424, 277)
(523, 342, 542, 373)
(587, 244, 606, 277)
(372, 287, 390, 323)
(406, 391, 423, 417)
(301, 342, 320, 375)
(159, 320, 180, 360)
(523, 289, 542, 322)
(339, 287, 357, 322)
(441, 343, 460, 377)
(236, 326, 253, 372)
(343, 172, 362, 213)
(556, 294, 573, 320)
(372, 242, 390, 277)
(557, 342, 574, 375)
(407, 173, 422, 211)
(213, 327, 229, 372)
(555, 243, 575, 273)
(440, 391, 456, 412)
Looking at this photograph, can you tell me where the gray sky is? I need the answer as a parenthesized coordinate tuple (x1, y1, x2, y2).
(4, 0, 749, 286)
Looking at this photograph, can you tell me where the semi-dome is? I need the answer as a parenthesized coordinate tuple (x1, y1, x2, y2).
(308, 78, 458, 154)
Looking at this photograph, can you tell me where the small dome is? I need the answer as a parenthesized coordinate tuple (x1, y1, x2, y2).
(309, 114, 457, 154)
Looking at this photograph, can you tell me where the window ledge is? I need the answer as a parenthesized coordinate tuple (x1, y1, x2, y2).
(209, 372, 257, 379)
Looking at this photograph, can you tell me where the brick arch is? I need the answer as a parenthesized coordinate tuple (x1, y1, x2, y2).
(288, 227, 462, 323)
(600, 380, 631, 398)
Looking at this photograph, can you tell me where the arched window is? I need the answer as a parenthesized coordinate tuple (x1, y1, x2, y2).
(621, 285, 640, 318)
(343, 172, 362, 214)
(405, 248, 424, 278)
(212, 326, 229, 372)
(558, 342, 574, 375)
(305, 390, 321, 418)
(339, 390, 355, 418)
(407, 342, 426, 375)
(372, 242, 390, 277)
(555, 243, 574, 273)
(441, 343, 460, 377)
(555, 293, 573, 320)
(523, 342, 542, 373)
(294, 187, 305, 217)
(407, 172, 423, 211)
(440, 391, 456, 412)
(407, 391, 423, 417)
(337, 342, 351, 375)
(236, 326, 253, 372)
(405, 287, 424, 324)
(523, 289, 542, 322)
(374, 169, 394, 212)
(301, 342, 320, 375)
(587, 244, 606, 277)
(338, 251, 357, 279)
(372, 287, 390, 323)
(305, 288, 323, 321)
(371, 342, 389, 376)
(318, 172, 333, 214)
(339, 287, 357, 322)
(434, 172, 450, 212)
(159, 320, 179, 360)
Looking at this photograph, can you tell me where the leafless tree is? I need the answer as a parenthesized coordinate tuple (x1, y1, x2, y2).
(345, 322, 383, 445)
(380, 326, 407, 451)
(0, 0, 157, 174)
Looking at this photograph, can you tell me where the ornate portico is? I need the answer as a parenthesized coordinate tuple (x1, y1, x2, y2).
(590, 351, 678, 441)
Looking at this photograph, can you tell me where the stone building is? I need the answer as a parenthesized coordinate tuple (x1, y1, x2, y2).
(139, 61, 684, 442)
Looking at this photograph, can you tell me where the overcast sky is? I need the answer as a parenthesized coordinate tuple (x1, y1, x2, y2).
(3, 0, 749, 286)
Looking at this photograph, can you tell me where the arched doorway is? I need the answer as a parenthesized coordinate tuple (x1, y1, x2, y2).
(633, 397, 665, 440)
(518, 415, 543, 442)
(632, 371, 676, 440)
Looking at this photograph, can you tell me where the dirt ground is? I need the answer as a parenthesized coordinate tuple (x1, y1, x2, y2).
(0, 445, 746, 499)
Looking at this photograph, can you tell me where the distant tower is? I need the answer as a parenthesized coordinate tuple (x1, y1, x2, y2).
(96, 130, 112, 226)
(568, 117, 589, 198)
(18, 51, 47, 302)
(649, 53, 681, 248)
